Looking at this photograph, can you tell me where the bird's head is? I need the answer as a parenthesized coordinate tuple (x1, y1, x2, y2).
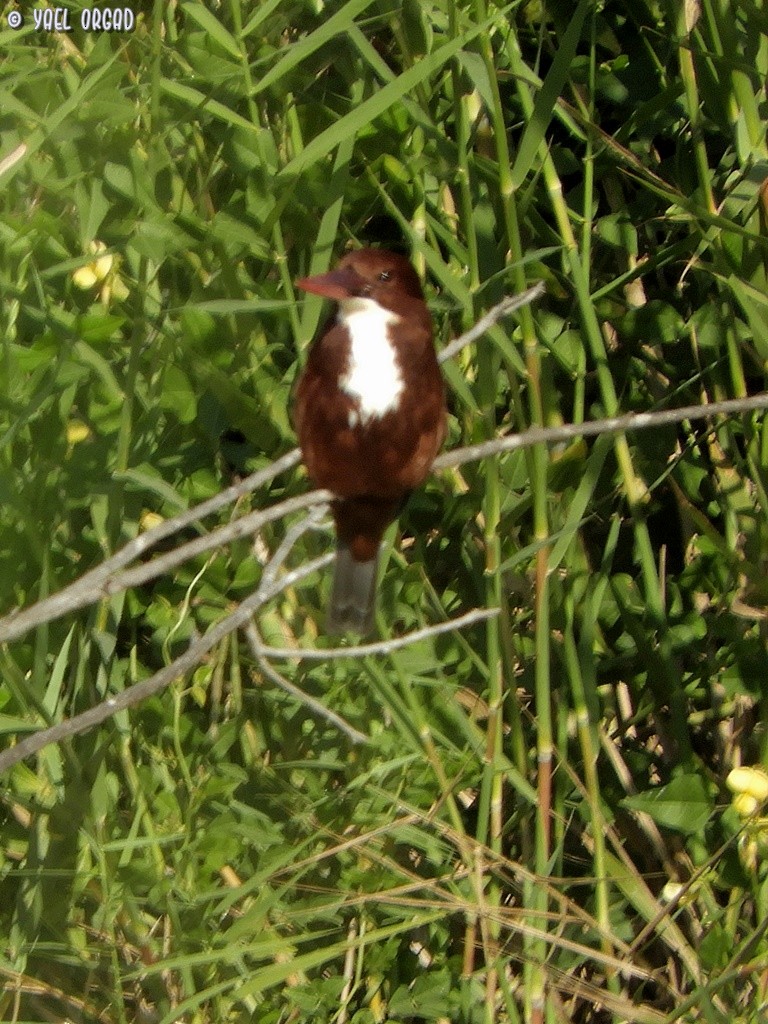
(296, 248, 425, 313)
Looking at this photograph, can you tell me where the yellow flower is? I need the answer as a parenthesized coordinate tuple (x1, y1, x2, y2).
(66, 420, 91, 445)
(73, 241, 113, 289)
(733, 793, 760, 818)
(727, 766, 768, 803)
(72, 241, 129, 304)
(660, 881, 685, 904)
(140, 511, 164, 532)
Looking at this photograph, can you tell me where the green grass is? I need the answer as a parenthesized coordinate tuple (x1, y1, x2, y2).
(2, 0, 768, 1021)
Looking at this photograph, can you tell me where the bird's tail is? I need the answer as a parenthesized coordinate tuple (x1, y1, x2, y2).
(327, 542, 379, 635)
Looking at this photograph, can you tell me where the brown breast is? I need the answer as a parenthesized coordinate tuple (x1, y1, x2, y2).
(294, 300, 446, 500)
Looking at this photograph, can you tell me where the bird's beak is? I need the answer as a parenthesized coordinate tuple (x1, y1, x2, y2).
(296, 265, 365, 301)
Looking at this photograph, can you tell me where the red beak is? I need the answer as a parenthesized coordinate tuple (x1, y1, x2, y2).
(296, 264, 366, 301)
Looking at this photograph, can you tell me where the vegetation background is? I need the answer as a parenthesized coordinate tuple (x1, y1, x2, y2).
(1, 0, 767, 1020)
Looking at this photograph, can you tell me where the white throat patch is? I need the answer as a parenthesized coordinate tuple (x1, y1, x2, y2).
(338, 297, 403, 425)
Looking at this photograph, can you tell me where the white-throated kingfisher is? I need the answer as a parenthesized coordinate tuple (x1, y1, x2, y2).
(293, 248, 446, 634)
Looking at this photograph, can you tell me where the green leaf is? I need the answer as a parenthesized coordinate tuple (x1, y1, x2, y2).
(77, 313, 125, 345)
(622, 775, 712, 834)
(278, 13, 497, 180)
(103, 161, 134, 201)
(250, 0, 379, 98)
(511, 0, 590, 188)
(180, 3, 242, 60)
(158, 366, 197, 424)
(160, 79, 256, 132)
(616, 299, 686, 345)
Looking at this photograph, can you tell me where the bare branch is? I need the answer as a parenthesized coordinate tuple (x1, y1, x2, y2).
(0, 142, 27, 179)
(0, 552, 334, 773)
(259, 606, 499, 661)
(0, 478, 324, 643)
(244, 622, 368, 745)
(433, 392, 768, 472)
(0, 287, 542, 645)
(0, 587, 493, 767)
(10, 284, 764, 649)
(5, 276, 768, 771)
(437, 283, 545, 364)
(258, 502, 329, 593)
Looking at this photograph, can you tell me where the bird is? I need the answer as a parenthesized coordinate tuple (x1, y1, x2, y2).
(293, 248, 447, 635)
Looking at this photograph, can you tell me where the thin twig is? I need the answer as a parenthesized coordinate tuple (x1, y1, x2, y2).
(433, 392, 768, 472)
(0, 487, 327, 644)
(0, 553, 335, 773)
(259, 502, 329, 593)
(239, 505, 369, 744)
(0, 289, 536, 644)
(244, 622, 368, 745)
(3, 389, 767, 647)
(5, 279, 768, 770)
(0, 143, 27, 179)
(437, 283, 545, 363)
(259, 606, 499, 661)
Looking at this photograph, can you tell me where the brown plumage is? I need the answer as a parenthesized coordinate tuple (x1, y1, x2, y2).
(293, 248, 446, 634)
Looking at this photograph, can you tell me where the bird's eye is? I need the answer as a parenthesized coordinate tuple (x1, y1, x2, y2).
(378, 270, 391, 282)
